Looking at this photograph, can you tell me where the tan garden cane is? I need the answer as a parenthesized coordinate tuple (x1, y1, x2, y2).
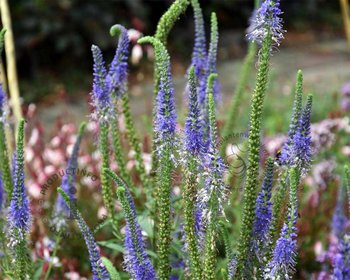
(340, 0, 350, 48)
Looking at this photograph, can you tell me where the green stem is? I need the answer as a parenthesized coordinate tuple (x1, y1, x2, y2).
(183, 156, 202, 280)
(203, 217, 217, 280)
(111, 120, 132, 187)
(99, 122, 119, 238)
(0, 122, 13, 203)
(219, 221, 232, 259)
(43, 234, 61, 280)
(203, 75, 220, 280)
(156, 147, 172, 280)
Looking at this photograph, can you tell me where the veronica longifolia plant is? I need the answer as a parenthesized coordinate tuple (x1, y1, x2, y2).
(237, 0, 282, 272)
(0, 1, 320, 279)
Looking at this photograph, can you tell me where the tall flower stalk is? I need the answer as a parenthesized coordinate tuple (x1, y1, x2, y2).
(150, 0, 189, 177)
(182, 66, 203, 279)
(237, 0, 283, 271)
(7, 119, 32, 280)
(91, 44, 116, 230)
(57, 187, 110, 280)
(138, 36, 177, 280)
(200, 13, 219, 153)
(91, 30, 134, 236)
(201, 73, 227, 280)
(190, 0, 207, 82)
(108, 24, 132, 188)
(109, 24, 149, 189)
(106, 169, 157, 280)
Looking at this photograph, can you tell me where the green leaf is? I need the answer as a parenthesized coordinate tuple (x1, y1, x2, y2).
(32, 259, 44, 280)
(101, 257, 121, 280)
(97, 240, 124, 253)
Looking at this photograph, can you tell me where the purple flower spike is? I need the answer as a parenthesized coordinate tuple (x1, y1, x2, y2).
(247, 0, 285, 47)
(228, 257, 237, 280)
(332, 186, 347, 239)
(84, 230, 110, 280)
(252, 158, 274, 257)
(191, 0, 207, 80)
(266, 168, 299, 279)
(0, 84, 7, 123)
(0, 84, 5, 111)
(267, 227, 297, 278)
(332, 234, 350, 280)
(8, 122, 31, 235)
(0, 172, 3, 210)
(185, 67, 203, 156)
(91, 45, 115, 123)
(155, 65, 177, 141)
(108, 24, 130, 98)
(280, 95, 313, 173)
(8, 155, 31, 232)
(119, 187, 157, 280)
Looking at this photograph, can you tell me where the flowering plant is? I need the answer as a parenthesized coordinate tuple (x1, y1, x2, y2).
(3, 1, 345, 280)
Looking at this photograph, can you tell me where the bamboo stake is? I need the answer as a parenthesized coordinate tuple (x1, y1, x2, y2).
(340, 0, 350, 48)
(0, 0, 23, 122)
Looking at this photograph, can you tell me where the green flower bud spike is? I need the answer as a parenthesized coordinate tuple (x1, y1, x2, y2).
(203, 73, 221, 280)
(138, 36, 176, 280)
(236, 33, 272, 273)
(155, 0, 190, 45)
(99, 122, 119, 238)
(269, 70, 304, 246)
